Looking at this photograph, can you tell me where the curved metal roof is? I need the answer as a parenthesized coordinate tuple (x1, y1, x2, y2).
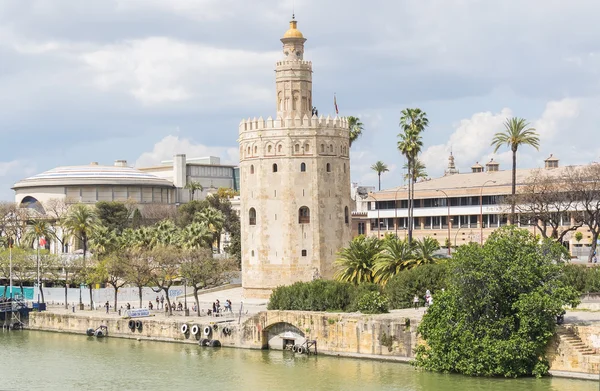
(13, 164, 174, 189)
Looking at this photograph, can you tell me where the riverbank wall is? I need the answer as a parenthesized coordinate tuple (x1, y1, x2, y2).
(27, 310, 420, 361)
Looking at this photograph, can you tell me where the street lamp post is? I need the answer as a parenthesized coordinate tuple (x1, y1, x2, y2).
(480, 180, 497, 245)
(436, 189, 451, 255)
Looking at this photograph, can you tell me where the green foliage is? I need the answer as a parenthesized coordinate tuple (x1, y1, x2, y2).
(574, 231, 583, 242)
(338, 235, 443, 286)
(415, 226, 580, 378)
(385, 263, 449, 309)
(356, 291, 389, 314)
(561, 264, 600, 293)
(95, 201, 131, 233)
(131, 209, 143, 229)
(268, 280, 386, 313)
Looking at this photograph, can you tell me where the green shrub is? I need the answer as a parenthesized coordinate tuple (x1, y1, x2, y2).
(385, 263, 449, 309)
(268, 280, 383, 312)
(561, 264, 600, 294)
(356, 291, 389, 314)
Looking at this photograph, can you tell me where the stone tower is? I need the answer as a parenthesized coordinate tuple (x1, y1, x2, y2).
(239, 17, 352, 299)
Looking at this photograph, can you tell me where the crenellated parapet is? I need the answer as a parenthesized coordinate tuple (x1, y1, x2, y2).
(276, 60, 312, 67)
(239, 115, 349, 134)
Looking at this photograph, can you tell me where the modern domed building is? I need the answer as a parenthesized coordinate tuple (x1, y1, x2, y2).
(13, 160, 175, 214)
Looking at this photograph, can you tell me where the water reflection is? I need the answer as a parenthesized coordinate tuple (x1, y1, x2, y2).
(0, 331, 597, 391)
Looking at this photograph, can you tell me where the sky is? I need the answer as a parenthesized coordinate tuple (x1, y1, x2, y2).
(1, 0, 599, 200)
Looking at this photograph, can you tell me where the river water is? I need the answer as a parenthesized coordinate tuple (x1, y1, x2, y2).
(1, 330, 597, 391)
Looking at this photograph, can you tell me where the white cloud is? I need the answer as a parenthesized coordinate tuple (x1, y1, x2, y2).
(534, 99, 579, 141)
(136, 134, 239, 167)
(421, 108, 512, 175)
(80, 37, 278, 105)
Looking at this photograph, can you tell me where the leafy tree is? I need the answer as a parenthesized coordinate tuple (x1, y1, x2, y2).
(185, 181, 203, 201)
(177, 200, 205, 227)
(43, 198, 70, 254)
(63, 203, 100, 309)
(415, 226, 579, 377)
(123, 248, 153, 308)
(385, 263, 449, 309)
(149, 245, 181, 315)
(216, 187, 238, 199)
(23, 219, 53, 302)
(179, 248, 237, 316)
(131, 208, 143, 229)
(95, 201, 131, 233)
(347, 116, 364, 147)
(98, 254, 129, 311)
(491, 117, 540, 222)
(514, 170, 582, 242)
(178, 222, 212, 249)
(398, 108, 428, 242)
(371, 161, 389, 191)
(564, 165, 600, 262)
(334, 235, 381, 284)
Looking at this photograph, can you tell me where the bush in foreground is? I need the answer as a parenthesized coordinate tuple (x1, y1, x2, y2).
(415, 226, 580, 378)
(385, 263, 449, 309)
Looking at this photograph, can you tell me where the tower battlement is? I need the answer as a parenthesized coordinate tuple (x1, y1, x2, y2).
(239, 115, 349, 134)
(276, 60, 313, 67)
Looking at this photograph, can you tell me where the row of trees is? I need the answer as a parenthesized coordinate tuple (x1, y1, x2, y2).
(0, 193, 241, 311)
(334, 234, 443, 286)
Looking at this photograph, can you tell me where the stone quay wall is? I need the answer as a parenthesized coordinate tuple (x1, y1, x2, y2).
(27, 310, 420, 361)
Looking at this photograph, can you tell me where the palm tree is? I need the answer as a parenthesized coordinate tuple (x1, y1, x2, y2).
(63, 203, 100, 309)
(196, 207, 225, 252)
(23, 219, 53, 303)
(347, 116, 364, 147)
(334, 235, 381, 285)
(185, 181, 203, 201)
(491, 117, 540, 222)
(403, 158, 427, 184)
(371, 161, 389, 191)
(406, 237, 442, 269)
(178, 222, 213, 249)
(373, 236, 414, 285)
(398, 108, 428, 243)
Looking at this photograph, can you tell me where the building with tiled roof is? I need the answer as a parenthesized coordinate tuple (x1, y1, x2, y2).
(353, 154, 595, 256)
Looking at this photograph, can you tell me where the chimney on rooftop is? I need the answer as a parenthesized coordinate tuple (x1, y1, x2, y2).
(114, 160, 128, 167)
(486, 158, 499, 172)
(544, 154, 559, 169)
(471, 161, 484, 173)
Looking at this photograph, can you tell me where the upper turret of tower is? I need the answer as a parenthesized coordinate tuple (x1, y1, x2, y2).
(280, 16, 307, 61)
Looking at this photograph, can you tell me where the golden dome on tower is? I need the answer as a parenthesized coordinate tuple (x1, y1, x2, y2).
(283, 18, 304, 39)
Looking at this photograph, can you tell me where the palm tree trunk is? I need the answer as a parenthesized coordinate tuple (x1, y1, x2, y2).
(511, 149, 517, 223)
(378, 173, 381, 191)
(407, 158, 413, 243)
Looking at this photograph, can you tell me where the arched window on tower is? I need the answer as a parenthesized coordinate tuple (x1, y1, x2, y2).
(344, 206, 349, 224)
(300, 162, 306, 172)
(254, 146, 258, 154)
(304, 143, 310, 153)
(321, 144, 325, 153)
(326, 163, 331, 172)
(247, 146, 251, 155)
(250, 165, 255, 174)
(278, 144, 283, 153)
(267, 145, 272, 154)
(329, 144, 333, 153)
(343, 163, 346, 173)
(249, 208, 256, 225)
(295, 144, 300, 153)
(273, 163, 278, 173)
(299, 206, 310, 224)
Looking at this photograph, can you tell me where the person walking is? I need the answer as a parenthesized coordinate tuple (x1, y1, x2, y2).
(160, 295, 164, 309)
(105, 301, 109, 314)
(413, 295, 419, 309)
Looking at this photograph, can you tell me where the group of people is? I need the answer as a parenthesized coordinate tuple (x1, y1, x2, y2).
(208, 299, 232, 316)
(413, 289, 435, 309)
